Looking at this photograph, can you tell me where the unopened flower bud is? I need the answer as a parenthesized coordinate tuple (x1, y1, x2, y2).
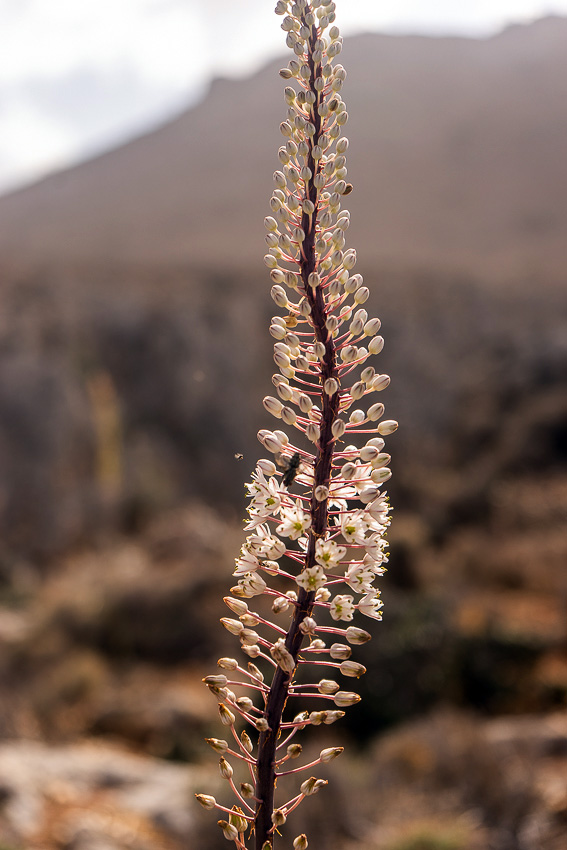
(300, 777, 328, 796)
(318, 679, 340, 694)
(241, 782, 255, 798)
(218, 820, 238, 841)
(320, 746, 344, 763)
(271, 637, 295, 673)
(299, 616, 318, 635)
(205, 738, 228, 753)
(330, 643, 352, 660)
(248, 662, 264, 682)
(282, 406, 297, 425)
(364, 318, 382, 336)
(272, 809, 287, 827)
(354, 286, 369, 304)
(324, 378, 339, 396)
(367, 402, 385, 421)
(238, 731, 253, 755)
(217, 657, 238, 670)
(273, 595, 291, 614)
(288, 743, 302, 758)
(220, 618, 244, 636)
(256, 717, 270, 732)
(229, 807, 249, 834)
(334, 690, 361, 707)
(240, 628, 260, 646)
(345, 626, 372, 644)
(324, 710, 346, 724)
(368, 335, 384, 354)
(218, 704, 236, 726)
(371, 467, 392, 483)
(331, 419, 345, 439)
(306, 423, 321, 443)
(377, 419, 398, 435)
(314, 485, 329, 501)
(261, 459, 279, 478)
(294, 835, 309, 850)
(341, 462, 356, 480)
(195, 793, 216, 809)
(203, 674, 228, 688)
(309, 711, 325, 725)
(224, 597, 248, 616)
(242, 643, 261, 658)
(271, 284, 289, 307)
(370, 374, 390, 392)
(350, 381, 365, 400)
(219, 757, 233, 780)
(340, 660, 367, 678)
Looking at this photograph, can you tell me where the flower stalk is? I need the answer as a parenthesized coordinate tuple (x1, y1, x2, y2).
(197, 1, 397, 847)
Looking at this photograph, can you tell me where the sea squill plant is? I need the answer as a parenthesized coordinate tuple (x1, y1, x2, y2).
(196, 2, 397, 848)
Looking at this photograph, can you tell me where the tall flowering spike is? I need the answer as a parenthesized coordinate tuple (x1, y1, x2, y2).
(198, 3, 398, 849)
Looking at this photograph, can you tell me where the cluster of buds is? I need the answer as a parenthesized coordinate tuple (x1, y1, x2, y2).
(197, 2, 397, 848)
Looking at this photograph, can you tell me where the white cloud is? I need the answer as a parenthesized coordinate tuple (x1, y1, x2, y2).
(0, 95, 76, 192)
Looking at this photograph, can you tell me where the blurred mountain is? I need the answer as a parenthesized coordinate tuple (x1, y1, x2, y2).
(1, 16, 567, 279)
(0, 18, 565, 559)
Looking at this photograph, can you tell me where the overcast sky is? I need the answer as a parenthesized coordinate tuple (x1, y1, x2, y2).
(1, 0, 567, 194)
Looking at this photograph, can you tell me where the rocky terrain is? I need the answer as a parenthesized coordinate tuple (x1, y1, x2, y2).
(0, 16, 565, 850)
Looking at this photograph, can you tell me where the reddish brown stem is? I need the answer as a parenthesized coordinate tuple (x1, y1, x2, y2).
(254, 18, 340, 850)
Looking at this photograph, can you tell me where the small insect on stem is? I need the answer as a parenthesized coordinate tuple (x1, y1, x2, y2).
(277, 452, 302, 488)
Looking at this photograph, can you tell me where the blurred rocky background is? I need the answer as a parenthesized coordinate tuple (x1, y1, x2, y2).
(0, 17, 565, 850)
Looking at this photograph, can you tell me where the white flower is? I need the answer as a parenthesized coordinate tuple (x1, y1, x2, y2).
(249, 474, 284, 516)
(276, 504, 312, 539)
(234, 549, 261, 576)
(363, 552, 387, 576)
(344, 564, 375, 594)
(358, 592, 384, 619)
(350, 462, 373, 493)
(264, 535, 287, 560)
(329, 594, 355, 621)
(365, 494, 390, 525)
(315, 538, 346, 569)
(340, 510, 367, 544)
(296, 566, 327, 592)
(245, 525, 288, 560)
(364, 533, 389, 560)
(237, 572, 268, 597)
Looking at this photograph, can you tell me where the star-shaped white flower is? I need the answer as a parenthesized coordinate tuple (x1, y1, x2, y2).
(358, 592, 384, 620)
(296, 566, 327, 592)
(329, 594, 355, 621)
(340, 510, 367, 545)
(276, 504, 312, 540)
(237, 571, 267, 598)
(234, 548, 261, 576)
(315, 538, 346, 569)
(344, 564, 375, 594)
